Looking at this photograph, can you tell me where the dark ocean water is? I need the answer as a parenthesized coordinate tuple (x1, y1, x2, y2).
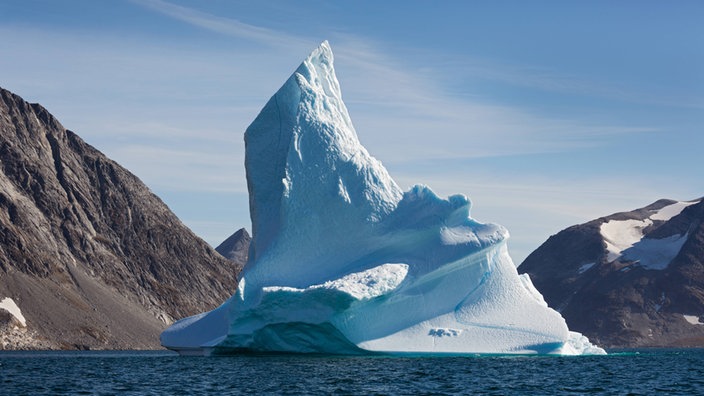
(1, 349, 704, 395)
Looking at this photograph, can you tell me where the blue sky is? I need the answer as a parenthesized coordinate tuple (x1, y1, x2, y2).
(1, 0, 702, 263)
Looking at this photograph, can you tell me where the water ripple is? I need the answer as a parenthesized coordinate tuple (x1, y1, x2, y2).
(1, 349, 704, 395)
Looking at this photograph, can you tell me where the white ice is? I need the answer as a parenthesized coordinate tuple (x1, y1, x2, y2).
(601, 218, 654, 262)
(622, 234, 689, 270)
(600, 200, 698, 269)
(578, 262, 595, 274)
(161, 41, 604, 356)
(0, 297, 27, 327)
(651, 200, 699, 221)
(683, 315, 704, 325)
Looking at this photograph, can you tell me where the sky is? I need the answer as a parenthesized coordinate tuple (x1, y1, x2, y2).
(1, 0, 702, 263)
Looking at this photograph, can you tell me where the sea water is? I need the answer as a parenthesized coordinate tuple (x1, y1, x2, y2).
(1, 349, 704, 395)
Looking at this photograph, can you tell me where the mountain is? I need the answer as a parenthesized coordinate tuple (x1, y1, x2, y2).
(215, 228, 250, 265)
(161, 41, 603, 356)
(0, 87, 239, 349)
(519, 198, 704, 348)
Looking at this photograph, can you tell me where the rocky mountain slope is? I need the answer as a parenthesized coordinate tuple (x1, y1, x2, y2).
(215, 228, 250, 265)
(519, 198, 704, 348)
(0, 87, 243, 349)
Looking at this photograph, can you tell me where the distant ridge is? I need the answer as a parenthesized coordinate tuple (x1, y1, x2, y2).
(215, 228, 250, 266)
(519, 198, 704, 348)
(0, 86, 241, 349)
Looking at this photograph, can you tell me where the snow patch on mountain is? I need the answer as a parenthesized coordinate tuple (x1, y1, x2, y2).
(600, 200, 699, 269)
(0, 297, 26, 327)
(683, 315, 704, 325)
(651, 200, 698, 221)
(578, 262, 595, 274)
(622, 234, 690, 270)
(602, 218, 652, 262)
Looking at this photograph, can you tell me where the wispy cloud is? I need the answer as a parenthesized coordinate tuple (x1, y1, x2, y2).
(327, 37, 657, 163)
(0, 12, 656, 196)
(4, 2, 685, 250)
(130, 0, 313, 49)
(125, 2, 657, 163)
(454, 59, 704, 110)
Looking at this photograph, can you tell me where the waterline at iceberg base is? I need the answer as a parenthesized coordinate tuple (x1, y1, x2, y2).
(161, 41, 605, 356)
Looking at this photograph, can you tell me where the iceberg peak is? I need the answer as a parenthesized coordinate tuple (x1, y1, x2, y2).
(243, 41, 402, 290)
(161, 42, 605, 356)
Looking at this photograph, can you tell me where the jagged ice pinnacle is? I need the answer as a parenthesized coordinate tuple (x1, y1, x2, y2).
(161, 41, 605, 355)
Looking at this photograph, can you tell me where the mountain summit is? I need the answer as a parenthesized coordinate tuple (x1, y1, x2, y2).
(215, 228, 250, 265)
(519, 198, 704, 347)
(161, 41, 603, 355)
(0, 87, 239, 349)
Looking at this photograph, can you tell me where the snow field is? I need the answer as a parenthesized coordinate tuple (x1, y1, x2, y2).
(0, 297, 27, 327)
(600, 200, 699, 269)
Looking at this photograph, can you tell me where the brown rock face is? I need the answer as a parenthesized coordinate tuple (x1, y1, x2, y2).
(519, 198, 704, 348)
(0, 87, 241, 349)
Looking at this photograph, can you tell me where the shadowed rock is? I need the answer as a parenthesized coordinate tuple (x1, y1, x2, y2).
(215, 228, 250, 266)
(0, 87, 240, 349)
(520, 198, 704, 348)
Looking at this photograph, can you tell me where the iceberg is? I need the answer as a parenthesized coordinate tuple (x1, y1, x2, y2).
(161, 41, 605, 356)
